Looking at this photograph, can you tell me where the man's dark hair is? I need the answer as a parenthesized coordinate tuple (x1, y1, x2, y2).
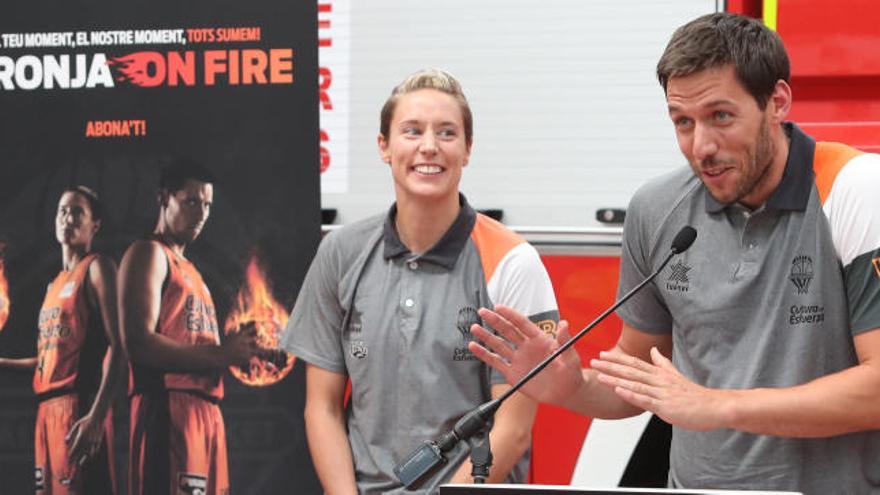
(158, 158, 216, 193)
(656, 12, 790, 109)
(64, 185, 103, 222)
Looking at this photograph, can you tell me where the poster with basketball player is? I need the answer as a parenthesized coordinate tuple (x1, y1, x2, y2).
(0, 1, 320, 493)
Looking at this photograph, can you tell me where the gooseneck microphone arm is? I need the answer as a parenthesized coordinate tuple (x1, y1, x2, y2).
(394, 226, 697, 489)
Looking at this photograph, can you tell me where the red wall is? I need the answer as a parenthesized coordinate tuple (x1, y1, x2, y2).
(530, 255, 622, 484)
(779, 0, 880, 152)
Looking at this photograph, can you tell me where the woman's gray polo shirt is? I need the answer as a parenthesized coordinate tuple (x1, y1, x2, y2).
(282, 198, 558, 494)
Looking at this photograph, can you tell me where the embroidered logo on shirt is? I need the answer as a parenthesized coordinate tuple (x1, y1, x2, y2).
(665, 260, 691, 292)
(456, 306, 480, 341)
(452, 306, 480, 362)
(872, 257, 880, 279)
(789, 304, 825, 326)
(789, 255, 813, 295)
(350, 340, 368, 359)
(178, 473, 207, 495)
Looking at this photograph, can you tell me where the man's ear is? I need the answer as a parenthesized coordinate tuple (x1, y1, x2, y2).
(767, 79, 792, 125)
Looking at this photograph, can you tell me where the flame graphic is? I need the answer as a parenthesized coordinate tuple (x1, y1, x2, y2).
(0, 252, 8, 332)
(224, 255, 294, 386)
(108, 53, 162, 87)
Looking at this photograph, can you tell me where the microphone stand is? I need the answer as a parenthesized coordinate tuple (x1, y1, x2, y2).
(468, 427, 492, 483)
(394, 227, 695, 488)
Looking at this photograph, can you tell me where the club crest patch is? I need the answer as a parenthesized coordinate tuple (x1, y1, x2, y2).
(456, 306, 480, 341)
(789, 255, 813, 295)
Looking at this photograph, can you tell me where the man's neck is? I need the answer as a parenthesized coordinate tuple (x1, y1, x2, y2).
(153, 226, 187, 258)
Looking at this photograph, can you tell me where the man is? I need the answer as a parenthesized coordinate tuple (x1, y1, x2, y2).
(281, 69, 559, 494)
(470, 13, 880, 493)
(119, 162, 262, 495)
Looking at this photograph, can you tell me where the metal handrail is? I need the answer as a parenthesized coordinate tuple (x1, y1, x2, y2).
(322, 224, 623, 255)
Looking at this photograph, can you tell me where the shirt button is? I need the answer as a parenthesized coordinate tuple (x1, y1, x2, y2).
(404, 298, 414, 308)
(408, 260, 418, 270)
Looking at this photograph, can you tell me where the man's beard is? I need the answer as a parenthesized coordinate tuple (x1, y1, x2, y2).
(699, 118, 777, 205)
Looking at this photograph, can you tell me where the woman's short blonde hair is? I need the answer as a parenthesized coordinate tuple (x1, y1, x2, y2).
(379, 69, 473, 145)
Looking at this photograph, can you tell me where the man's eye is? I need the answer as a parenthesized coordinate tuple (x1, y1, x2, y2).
(715, 111, 731, 121)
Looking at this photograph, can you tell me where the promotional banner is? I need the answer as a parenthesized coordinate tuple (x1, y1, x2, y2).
(0, 2, 320, 493)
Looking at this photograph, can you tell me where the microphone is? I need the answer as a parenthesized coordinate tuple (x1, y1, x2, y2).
(394, 226, 698, 488)
(671, 225, 696, 254)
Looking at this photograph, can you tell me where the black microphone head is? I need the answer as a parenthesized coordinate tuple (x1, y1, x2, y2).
(671, 226, 697, 254)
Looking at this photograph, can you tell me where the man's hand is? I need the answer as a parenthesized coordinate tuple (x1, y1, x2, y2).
(592, 346, 731, 431)
(256, 347, 290, 370)
(468, 305, 584, 409)
(223, 323, 260, 368)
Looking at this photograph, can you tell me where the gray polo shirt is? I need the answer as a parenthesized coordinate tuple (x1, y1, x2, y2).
(616, 123, 880, 494)
(282, 197, 558, 494)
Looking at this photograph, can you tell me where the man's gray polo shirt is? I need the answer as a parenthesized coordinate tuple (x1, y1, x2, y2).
(615, 123, 880, 493)
(282, 197, 558, 494)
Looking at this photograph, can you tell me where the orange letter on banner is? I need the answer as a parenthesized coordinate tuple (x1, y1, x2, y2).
(204, 50, 227, 85)
(270, 49, 293, 84)
(138, 52, 166, 87)
(167, 52, 195, 86)
(228, 50, 240, 85)
(242, 50, 268, 84)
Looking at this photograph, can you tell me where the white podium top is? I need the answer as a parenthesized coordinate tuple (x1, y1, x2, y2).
(439, 484, 801, 495)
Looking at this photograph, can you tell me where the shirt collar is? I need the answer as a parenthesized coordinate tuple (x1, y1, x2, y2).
(705, 122, 815, 213)
(382, 194, 477, 269)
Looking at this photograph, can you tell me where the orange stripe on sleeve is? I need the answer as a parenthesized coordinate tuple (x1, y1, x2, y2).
(814, 142, 864, 205)
(469, 214, 525, 282)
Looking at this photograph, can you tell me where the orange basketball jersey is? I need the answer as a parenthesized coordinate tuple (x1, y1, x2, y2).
(130, 242, 223, 399)
(34, 253, 106, 396)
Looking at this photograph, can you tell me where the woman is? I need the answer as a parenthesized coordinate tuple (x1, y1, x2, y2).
(282, 69, 559, 494)
(0, 186, 124, 494)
